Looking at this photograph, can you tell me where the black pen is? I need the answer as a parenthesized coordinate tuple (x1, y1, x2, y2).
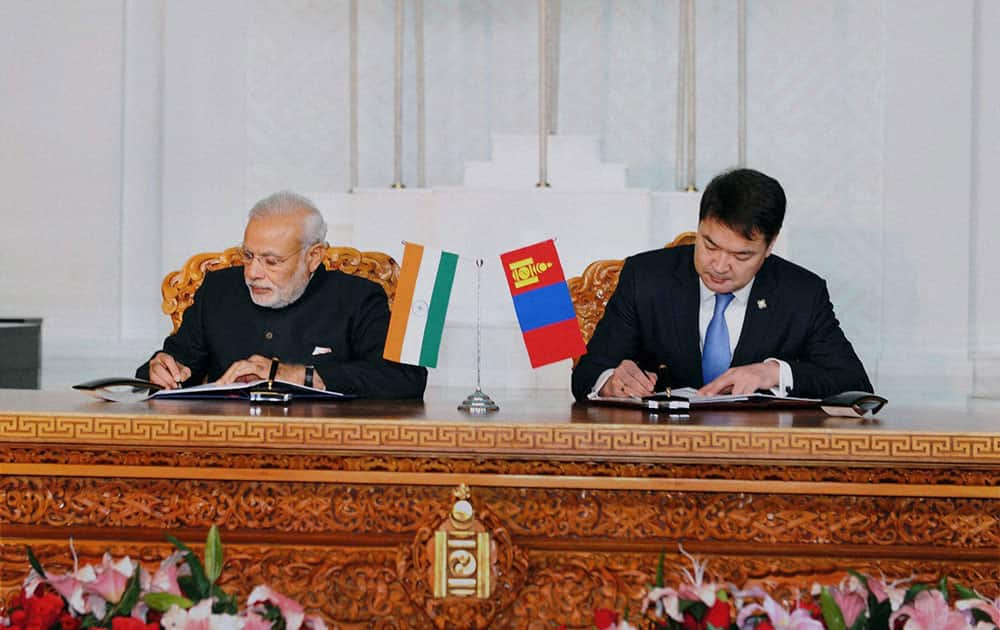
(655, 363, 671, 396)
(267, 357, 280, 390)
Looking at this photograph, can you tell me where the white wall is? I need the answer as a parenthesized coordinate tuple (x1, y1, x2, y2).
(1, 1, 996, 403)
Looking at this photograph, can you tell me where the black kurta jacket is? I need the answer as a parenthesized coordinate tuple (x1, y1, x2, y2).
(137, 267, 427, 399)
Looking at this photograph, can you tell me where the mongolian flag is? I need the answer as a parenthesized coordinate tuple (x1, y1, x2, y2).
(384, 242, 459, 368)
(500, 239, 586, 367)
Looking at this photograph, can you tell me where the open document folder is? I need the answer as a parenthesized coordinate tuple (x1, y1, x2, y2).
(73, 377, 354, 403)
(587, 387, 886, 417)
(587, 386, 819, 411)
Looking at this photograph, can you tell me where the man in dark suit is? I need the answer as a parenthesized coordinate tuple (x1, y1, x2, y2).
(572, 168, 872, 401)
(137, 191, 427, 398)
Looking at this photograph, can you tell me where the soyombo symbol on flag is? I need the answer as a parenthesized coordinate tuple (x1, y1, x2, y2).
(383, 243, 458, 367)
(500, 239, 586, 367)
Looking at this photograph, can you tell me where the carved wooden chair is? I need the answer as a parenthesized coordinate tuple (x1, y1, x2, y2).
(567, 232, 696, 347)
(161, 246, 399, 333)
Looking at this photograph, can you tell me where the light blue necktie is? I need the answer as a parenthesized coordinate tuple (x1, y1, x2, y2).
(702, 292, 735, 384)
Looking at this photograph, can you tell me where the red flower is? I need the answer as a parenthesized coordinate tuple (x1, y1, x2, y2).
(796, 599, 822, 619)
(110, 617, 158, 630)
(594, 607, 619, 630)
(704, 599, 730, 627)
(681, 611, 704, 630)
(757, 622, 775, 630)
(59, 613, 81, 630)
(10, 590, 65, 630)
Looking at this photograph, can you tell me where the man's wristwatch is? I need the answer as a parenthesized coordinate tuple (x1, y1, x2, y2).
(303, 365, 315, 388)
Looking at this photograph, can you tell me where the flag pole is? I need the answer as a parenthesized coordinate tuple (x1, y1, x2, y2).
(458, 258, 499, 413)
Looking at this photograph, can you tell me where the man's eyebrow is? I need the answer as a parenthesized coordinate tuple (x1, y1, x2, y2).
(704, 234, 756, 256)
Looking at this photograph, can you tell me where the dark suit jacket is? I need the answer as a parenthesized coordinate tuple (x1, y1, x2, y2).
(137, 267, 427, 399)
(571, 245, 872, 401)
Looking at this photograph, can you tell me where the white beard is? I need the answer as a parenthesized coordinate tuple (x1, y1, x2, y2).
(246, 267, 312, 309)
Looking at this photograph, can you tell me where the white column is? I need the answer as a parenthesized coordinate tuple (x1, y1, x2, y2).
(879, 0, 975, 400)
(971, 0, 1000, 396)
(120, 0, 166, 340)
(161, 0, 249, 270)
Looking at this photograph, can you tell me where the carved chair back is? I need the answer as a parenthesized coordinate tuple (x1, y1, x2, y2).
(161, 246, 399, 334)
(567, 232, 697, 347)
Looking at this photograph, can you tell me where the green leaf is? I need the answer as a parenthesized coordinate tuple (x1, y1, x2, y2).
(819, 587, 848, 630)
(938, 576, 949, 601)
(262, 602, 287, 630)
(204, 525, 224, 584)
(210, 584, 239, 615)
(953, 583, 980, 601)
(104, 566, 143, 623)
(144, 592, 194, 612)
(849, 613, 869, 630)
(655, 550, 665, 588)
(969, 608, 994, 624)
(868, 599, 892, 629)
(26, 545, 48, 579)
(171, 541, 211, 600)
(166, 534, 194, 555)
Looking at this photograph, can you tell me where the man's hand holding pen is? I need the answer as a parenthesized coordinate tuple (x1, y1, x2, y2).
(148, 352, 191, 390)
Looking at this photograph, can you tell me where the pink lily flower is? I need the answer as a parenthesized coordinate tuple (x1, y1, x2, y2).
(242, 611, 272, 630)
(738, 596, 825, 630)
(868, 575, 912, 611)
(161, 600, 244, 630)
(84, 553, 135, 604)
(146, 551, 187, 596)
(301, 614, 328, 630)
(248, 585, 305, 630)
(642, 586, 683, 622)
(830, 586, 868, 627)
(956, 595, 1000, 627)
(889, 590, 972, 630)
(676, 545, 717, 607)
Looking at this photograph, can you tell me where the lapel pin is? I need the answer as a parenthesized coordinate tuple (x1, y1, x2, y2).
(757, 299, 767, 310)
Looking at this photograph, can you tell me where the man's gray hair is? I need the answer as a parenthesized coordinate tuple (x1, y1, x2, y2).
(248, 191, 328, 246)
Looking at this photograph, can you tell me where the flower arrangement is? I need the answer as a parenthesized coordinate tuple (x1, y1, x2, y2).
(0, 527, 326, 630)
(579, 548, 999, 630)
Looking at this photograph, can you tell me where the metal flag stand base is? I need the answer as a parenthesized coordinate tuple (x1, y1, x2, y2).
(458, 258, 499, 414)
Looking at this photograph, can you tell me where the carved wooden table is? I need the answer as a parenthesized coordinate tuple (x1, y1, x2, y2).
(1, 388, 998, 629)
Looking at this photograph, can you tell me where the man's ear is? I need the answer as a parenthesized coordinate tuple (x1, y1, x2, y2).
(765, 234, 778, 257)
(306, 242, 326, 272)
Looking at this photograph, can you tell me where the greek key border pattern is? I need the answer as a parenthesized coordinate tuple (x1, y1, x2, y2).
(2, 414, 999, 464)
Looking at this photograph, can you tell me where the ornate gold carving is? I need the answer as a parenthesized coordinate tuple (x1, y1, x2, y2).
(160, 245, 398, 332)
(432, 485, 491, 598)
(397, 489, 529, 629)
(3, 478, 996, 554)
(4, 416, 1000, 465)
(568, 232, 695, 346)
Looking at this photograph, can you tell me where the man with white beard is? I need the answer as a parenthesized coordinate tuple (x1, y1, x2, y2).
(136, 191, 427, 399)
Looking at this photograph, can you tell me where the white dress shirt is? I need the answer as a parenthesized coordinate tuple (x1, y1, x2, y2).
(590, 277, 793, 396)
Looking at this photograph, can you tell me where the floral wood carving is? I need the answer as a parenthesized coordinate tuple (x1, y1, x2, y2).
(2, 477, 998, 553)
(568, 232, 695, 346)
(160, 245, 399, 333)
(395, 486, 530, 629)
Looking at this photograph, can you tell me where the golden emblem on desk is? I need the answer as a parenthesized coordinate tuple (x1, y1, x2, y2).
(432, 484, 491, 598)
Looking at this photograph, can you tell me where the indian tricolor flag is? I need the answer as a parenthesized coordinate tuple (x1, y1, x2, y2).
(383, 242, 459, 367)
